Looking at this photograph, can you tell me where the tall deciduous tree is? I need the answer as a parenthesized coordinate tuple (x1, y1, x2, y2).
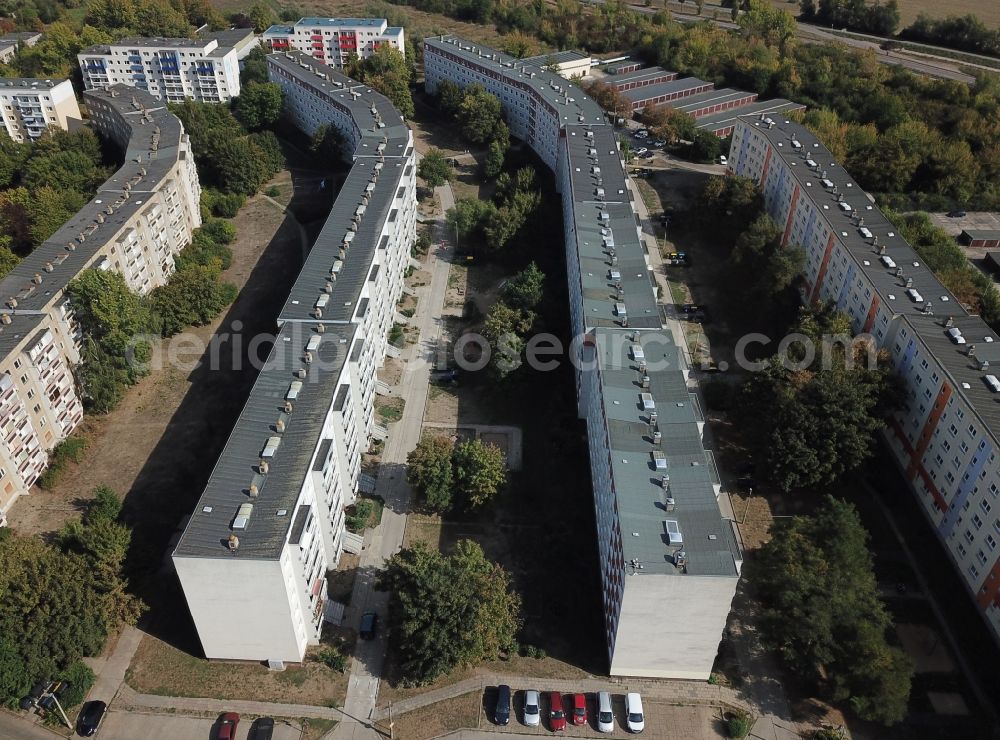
(452, 439, 507, 508)
(755, 496, 912, 725)
(502, 262, 544, 311)
(417, 148, 453, 187)
(380, 540, 521, 684)
(234, 82, 283, 131)
(406, 436, 455, 512)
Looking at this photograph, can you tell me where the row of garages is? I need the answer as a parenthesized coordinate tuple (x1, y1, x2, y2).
(602, 60, 804, 137)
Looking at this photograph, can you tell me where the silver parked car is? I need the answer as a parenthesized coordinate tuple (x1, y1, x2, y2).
(523, 689, 541, 727)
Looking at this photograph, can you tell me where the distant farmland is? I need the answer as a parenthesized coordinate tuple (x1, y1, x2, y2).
(766, 0, 1000, 31)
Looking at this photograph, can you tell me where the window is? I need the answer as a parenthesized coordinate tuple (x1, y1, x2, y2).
(983, 499, 992, 515)
(969, 565, 980, 579)
(965, 529, 975, 543)
(978, 550, 988, 566)
(987, 535, 997, 551)
(973, 514, 983, 530)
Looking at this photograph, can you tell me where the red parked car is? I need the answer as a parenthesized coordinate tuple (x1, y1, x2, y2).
(548, 692, 567, 731)
(217, 712, 240, 740)
(572, 693, 588, 726)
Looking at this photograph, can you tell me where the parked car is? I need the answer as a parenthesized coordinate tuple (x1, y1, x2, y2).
(625, 693, 644, 733)
(651, 139, 667, 148)
(597, 691, 615, 733)
(679, 303, 706, 322)
(216, 712, 240, 740)
(635, 147, 648, 155)
(639, 151, 654, 159)
(359, 611, 378, 640)
(634, 129, 649, 138)
(76, 700, 107, 737)
(523, 689, 541, 727)
(572, 693, 588, 726)
(494, 684, 511, 725)
(947, 210, 967, 218)
(549, 692, 567, 731)
(717, 154, 728, 165)
(251, 716, 275, 740)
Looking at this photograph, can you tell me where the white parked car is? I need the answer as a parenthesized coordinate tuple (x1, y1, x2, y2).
(635, 147, 648, 155)
(597, 691, 615, 733)
(634, 130, 649, 138)
(717, 154, 728, 165)
(523, 689, 541, 727)
(625, 693, 644, 733)
(651, 139, 666, 147)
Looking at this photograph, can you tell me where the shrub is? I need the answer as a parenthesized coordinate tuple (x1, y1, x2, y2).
(200, 218, 236, 245)
(318, 647, 349, 673)
(726, 710, 753, 738)
(266, 185, 280, 197)
(56, 662, 95, 709)
(87, 485, 121, 524)
(534, 648, 546, 659)
(38, 436, 88, 489)
(212, 191, 246, 218)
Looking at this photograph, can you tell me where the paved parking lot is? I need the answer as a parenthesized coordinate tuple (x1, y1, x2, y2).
(481, 691, 725, 740)
(98, 710, 301, 740)
(927, 211, 1000, 237)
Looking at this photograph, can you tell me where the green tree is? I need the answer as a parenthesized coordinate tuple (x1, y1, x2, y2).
(756, 496, 912, 724)
(240, 46, 269, 86)
(503, 262, 544, 311)
(67, 269, 152, 361)
(452, 439, 507, 508)
(484, 139, 505, 178)
(379, 540, 521, 684)
(247, 2, 274, 33)
(234, 82, 283, 130)
(87, 485, 122, 524)
(310, 123, 346, 163)
(447, 198, 495, 243)
(406, 436, 454, 512)
(0, 248, 19, 279)
(456, 84, 504, 144)
(417, 148, 453, 187)
(350, 45, 414, 118)
(151, 264, 237, 336)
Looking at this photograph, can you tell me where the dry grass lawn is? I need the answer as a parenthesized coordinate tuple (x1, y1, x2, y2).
(126, 634, 348, 707)
(383, 691, 481, 739)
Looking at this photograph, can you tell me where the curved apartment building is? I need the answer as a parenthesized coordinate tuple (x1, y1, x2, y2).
(425, 36, 741, 680)
(0, 85, 201, 522)
(172, 50, 416, 664)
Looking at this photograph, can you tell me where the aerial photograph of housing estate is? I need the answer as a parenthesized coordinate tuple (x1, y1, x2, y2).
(2, 0, 1000, 738)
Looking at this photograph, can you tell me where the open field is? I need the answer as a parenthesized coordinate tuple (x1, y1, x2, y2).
(384, 691, 482, 739)
(125, 633, 348, 706)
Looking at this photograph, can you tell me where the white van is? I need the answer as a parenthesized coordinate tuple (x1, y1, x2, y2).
(625, 693, 644, 733)
(597, 691, 614, 733)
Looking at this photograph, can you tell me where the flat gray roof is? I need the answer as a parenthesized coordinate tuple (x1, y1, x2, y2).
(425, 36, 606, 127)
(267, 51, 410, 153)
(0, 77, 66, 90)
(173, 322, 357, 559)
(564, 125, 661, 330)
(596, 328, 738, 577)
(522, 49, 590, 66)
(623, 77, 712, 104)
(609, 66, 676, 87)
(670, 89, 757, 115)
(0, 85, 185, 316)
(174, 53, 413, 559)
(279, 157, 406, 323)
(962, 229, 1000, 241)
(695, 99, 804, 134)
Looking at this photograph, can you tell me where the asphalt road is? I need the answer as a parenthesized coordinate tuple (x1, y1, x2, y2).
(583, 0, 976, 84)
(0, 711, 66, 740)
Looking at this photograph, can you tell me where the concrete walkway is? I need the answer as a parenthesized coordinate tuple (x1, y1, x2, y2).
(116, 684, 347, 722)
(331, 180, 457, 740)
(85, 624, 144, 707)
